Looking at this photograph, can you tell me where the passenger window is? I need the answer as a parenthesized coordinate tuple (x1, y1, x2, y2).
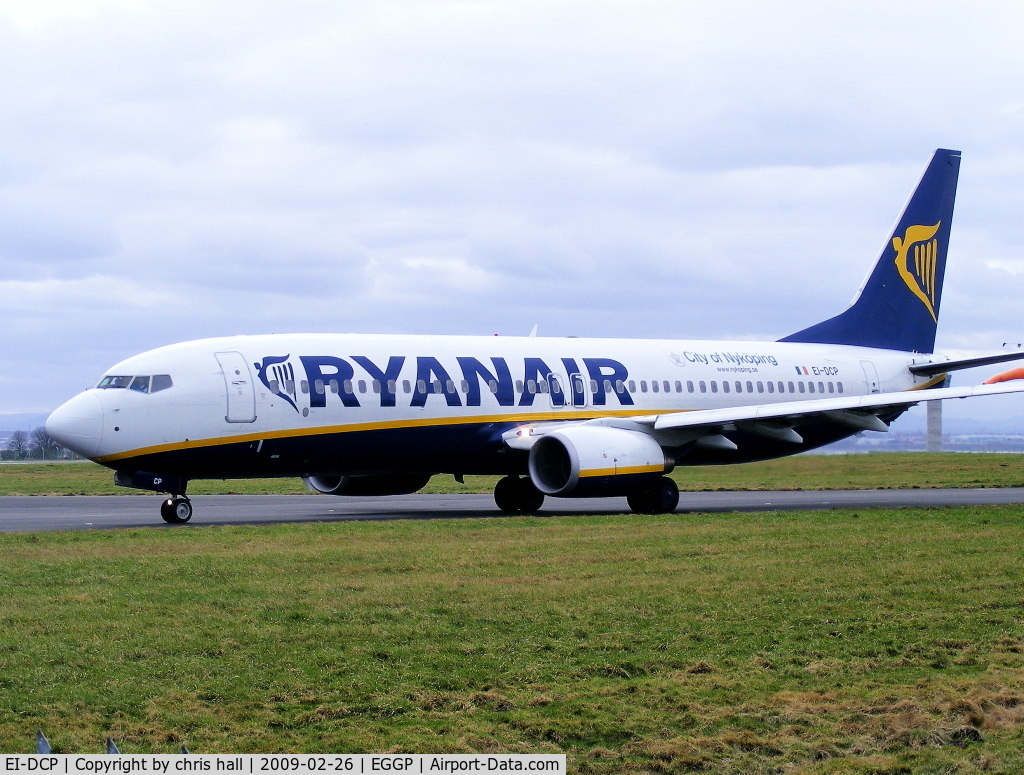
(403, 380, 412, 394)
(723, 381, 730, 393)
(590, 380, 599, 393)
(788, 381, 795, 393)
(628, 380, 636, 392)
(330, 379, 339, 394)
(808, 382, 815, 393)
(675, 381, 682, 393)
(387, 379, 396, 394)
(798, 382, 805, 393)
(343, 379, 353, 394)
(539, 379, 549, 394)
(664, 381, 671, 393)
(747, 381, 754, 393)
(314, 379, 325, 395)
(446, 380, 455, 393)
(699, 381, 707, 393)
(417, 379, 426, 393)
(711, 381, 718, 393)
(766, 381, 774, 394)
(433, 380, 443, 393)
(373, 380, 381, 394)
(818, 382, 825, 393)
(837, 382, 844, 393)
(734, 381, 741, 393)
(828, 382, 834, 393)
(129, 376, 150, 393)
(461, 380, 470, 393)
(516, 380, 524, 393)
(640, 381, 648, 393)
(652, 380, 659, 393)
(615, 379, 624, 393)
(300, 380, 309, 394)
(269, 380, 280, 394)
(756, 381, 763, 393)
(551, 378, 562, 394)
(488, 379, 498, 394)
(358, 380, 367, 393)
(527, 380, 537, 394)
(687, 381, 694, 393)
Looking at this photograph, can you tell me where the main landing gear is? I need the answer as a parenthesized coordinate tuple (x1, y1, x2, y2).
(494, 475, 545, 514)
(627, 477, 680, 515)
(160, 495, 193, 524)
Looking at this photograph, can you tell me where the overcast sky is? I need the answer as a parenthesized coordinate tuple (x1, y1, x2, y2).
(2, 0, 1024, 420)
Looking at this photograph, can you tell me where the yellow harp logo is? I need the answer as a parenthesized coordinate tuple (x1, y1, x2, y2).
(892, 222, 941, 322)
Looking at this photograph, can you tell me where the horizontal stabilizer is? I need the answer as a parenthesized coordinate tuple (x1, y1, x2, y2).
(909, 350, 1024, 376)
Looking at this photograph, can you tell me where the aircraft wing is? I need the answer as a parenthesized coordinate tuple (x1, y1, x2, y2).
(504, 380, 1024, 451)
(644, 380, 1024, 433)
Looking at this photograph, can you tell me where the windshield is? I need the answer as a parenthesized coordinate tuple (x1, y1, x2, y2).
(96, 374, 173, 393)
(97, 376, 132, 389)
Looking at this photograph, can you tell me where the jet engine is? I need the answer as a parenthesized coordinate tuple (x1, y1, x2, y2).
(304, 473, 432, 496)
(528, 426, 670, 497)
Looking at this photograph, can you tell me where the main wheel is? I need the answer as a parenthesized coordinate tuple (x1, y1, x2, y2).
(160, 496, 193, 524)
(494, 476, 546, 514)
(627, 477, 679, 514)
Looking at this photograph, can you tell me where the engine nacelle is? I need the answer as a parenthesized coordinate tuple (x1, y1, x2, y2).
(304, 473, 432, 496)
(528, 426, 670, 497)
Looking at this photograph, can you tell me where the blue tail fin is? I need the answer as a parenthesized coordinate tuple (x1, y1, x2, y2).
(780, 149, 961, 353)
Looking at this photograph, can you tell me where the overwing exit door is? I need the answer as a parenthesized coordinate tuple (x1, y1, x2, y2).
(216, 351, 257, 423)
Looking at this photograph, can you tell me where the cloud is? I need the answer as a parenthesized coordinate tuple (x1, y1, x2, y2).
(1, 0, 1024, 417)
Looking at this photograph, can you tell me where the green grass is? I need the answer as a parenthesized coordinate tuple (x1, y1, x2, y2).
(2, 507, 1024, 772)
(3, 452, 1024, 495)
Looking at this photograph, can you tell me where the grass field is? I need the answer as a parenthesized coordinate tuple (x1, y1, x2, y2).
(2, 505, 1024, 772)
(3, 452, 1024, 495)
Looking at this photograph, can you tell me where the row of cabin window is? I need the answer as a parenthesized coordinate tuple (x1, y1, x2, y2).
(688, 379, 844, 395)
(269, 377, 844, 398)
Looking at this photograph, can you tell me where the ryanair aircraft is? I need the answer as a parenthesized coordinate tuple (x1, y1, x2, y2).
(47, 149, 1024, 523)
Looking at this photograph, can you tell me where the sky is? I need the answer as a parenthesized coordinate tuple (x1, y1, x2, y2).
(2, 0, 1024, 421)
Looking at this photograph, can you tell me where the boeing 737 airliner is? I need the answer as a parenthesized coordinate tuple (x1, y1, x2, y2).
(46, 149, 1024, 523)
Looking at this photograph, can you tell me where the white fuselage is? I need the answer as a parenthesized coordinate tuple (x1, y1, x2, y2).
(47, 333, 937, 480)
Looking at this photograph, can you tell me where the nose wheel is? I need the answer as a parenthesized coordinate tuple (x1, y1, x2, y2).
(160, 496, 193, 524)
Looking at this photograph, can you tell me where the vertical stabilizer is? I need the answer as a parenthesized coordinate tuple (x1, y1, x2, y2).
(780, 149, 961, 353)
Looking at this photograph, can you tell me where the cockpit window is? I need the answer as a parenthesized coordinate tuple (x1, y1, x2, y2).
(97, 376, 132, 389)
(96, 374, 173, 393)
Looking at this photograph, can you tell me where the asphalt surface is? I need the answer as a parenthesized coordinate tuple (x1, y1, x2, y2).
(2, 488, 1024, 532)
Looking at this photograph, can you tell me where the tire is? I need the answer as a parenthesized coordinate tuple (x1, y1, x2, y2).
(516, 477, 545, 513)
(626, 489, 653, 514)
(493, 476, 546, 514)
(160, 496, 193, 524)
(494, 476, 522, 513)
(628, 477, 679, 514)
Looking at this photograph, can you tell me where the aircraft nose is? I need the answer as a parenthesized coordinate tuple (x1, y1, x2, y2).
(46, 392, 104, 459)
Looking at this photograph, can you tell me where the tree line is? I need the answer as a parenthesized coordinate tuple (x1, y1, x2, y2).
(2, 427, 78, 461)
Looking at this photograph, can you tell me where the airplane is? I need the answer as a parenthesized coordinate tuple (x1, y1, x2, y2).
(46, 148, 1024, 524)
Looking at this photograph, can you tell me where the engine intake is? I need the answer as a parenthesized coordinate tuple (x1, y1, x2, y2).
(304, 473, 432, 496)
(528, 426, 669, 497)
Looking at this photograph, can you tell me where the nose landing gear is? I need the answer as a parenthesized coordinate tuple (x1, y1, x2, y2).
(160, 495, 193, 524)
